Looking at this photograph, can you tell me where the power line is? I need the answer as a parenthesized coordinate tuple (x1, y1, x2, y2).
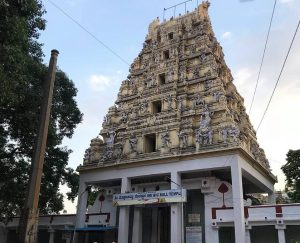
(249, 0, 277, 115)
(256, 20, 300, 132)
(46, 0, 130, 66)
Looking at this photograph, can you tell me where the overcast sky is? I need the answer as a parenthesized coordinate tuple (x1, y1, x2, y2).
(40, 0, 300, 212)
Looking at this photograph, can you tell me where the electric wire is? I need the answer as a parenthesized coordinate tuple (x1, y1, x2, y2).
(249, 0, 277, 115)
(46, 0, 130, 66)
(256, 20, 300, 132)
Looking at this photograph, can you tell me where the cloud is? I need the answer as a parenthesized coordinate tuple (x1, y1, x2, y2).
(279, 0, 295, 3)
(222, 31, 232, 39)
(88, 74, 115, 91)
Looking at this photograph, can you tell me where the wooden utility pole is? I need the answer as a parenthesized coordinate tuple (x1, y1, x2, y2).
(18, 49, 59, 243)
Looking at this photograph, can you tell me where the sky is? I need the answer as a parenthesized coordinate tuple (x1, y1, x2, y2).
(39, 0, 300, 212)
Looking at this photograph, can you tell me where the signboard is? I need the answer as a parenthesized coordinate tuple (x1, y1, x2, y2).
(113, 189, 186, 206)
(188, 213, 201, 223)
(62, 232, 71, 240)
(186, 226, 202, 243)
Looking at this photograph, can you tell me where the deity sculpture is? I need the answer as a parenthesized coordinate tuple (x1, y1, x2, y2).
(161, 128, 171, 148)
(178, 130, 188, 148)
(120, 112, 128, 124)
(196, 129, 212, 146)
(106, 129, 116, 149)
(199, 106, 213, 130)
(139, 99, 148, 113)
(192, 94, 205, 109)
(176, 96, 185, 112)
(129, 133, 138, 153)
(103, 114, 111, 126)
(164, 94, 173, 110)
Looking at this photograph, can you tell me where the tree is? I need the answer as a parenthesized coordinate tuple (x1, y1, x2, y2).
(281, 149, 300, 203)
(0, 0, 82, 222)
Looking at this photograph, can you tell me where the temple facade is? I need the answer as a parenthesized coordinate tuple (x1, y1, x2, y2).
(73, 2, 298, 243)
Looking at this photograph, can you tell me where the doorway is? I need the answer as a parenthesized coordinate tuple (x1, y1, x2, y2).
(142, 206, 170, 243)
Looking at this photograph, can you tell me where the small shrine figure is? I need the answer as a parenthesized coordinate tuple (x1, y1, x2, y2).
(178, 130, 188, 148)
(120, 112, 128, 123)
(129, 133, 138, 153)
(161, 128, 171, 148)
(106, 129, 116, 149)
(192, 94, 205, 109)
(199, 106, 213, 130)
(164, 94, 173, 110)
(140, 99, 148, 113)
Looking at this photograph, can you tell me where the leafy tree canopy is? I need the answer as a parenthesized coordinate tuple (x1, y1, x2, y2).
(281, 149, 300, 203)
(0, 0, 82, 222)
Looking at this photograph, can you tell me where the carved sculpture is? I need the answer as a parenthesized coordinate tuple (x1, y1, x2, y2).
(196, 129, 213, 146)
(178, 130, 188, 148)
(129, 133, 138, 153)
(120, 112, 128, 124)
(164, 94, 173, 111)
(199, 106, 213, 130)
(139, 99, 148, 114)
(161, 128, 171, 148)
(192, 94, 205, 109)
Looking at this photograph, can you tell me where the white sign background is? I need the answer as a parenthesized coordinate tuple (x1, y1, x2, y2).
(113, 189, 187, 206)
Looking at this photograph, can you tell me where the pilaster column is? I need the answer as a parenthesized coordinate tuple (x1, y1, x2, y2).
(118, 177, 131, 243)
(151, 208, 158, 243)
(170, 171, 182, 243)
(245, 228, 251, 243)
(231, 159, 246, 243)
(74, 179, 88, 243)
(268, 191, 276, 204)
(277, 228, 286, 243)
(48, 229, 55, 243)
(205, 194, 219, 243)
(132, 207, 142, 243)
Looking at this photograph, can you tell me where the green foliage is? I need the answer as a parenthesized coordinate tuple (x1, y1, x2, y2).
(0, 0, 82, 222)
(281, 149, 300, 203)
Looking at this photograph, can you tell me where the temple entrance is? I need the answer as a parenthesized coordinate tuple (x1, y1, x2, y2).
(142, 205, 170, 243)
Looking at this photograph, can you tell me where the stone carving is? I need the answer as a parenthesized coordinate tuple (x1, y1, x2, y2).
(176, 96, 186, 112)
(196, 128, 213, 146)
(120, 112, 128, 124)
(106, 129, 116, 149)
(83, 148, 91, 163)
(212, 91, 223, 102)
(204, 80, 212, 91)
(102, 149, 113, 162)
(199, 106, 213, 130)
(250, 143, 260, 159)
(196, 106, 214, 149)
(219, 125, 240, 143)
(200, 52, 206, 62)
(147, 116, 157, 125)
(129, 133, 138, 153)
(164, 94, 173, 110)
(161, 128, 171, 148)
(192, 94, 205, 109)
(139, 99, 148, 113)
(131, 84, 138, 95)
(178, 130, 189, 148)
(103, 114, 111, 126)
(193, 67, 200, 79)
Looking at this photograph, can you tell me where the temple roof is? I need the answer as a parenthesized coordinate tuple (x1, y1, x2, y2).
(80, 1, 271, 173)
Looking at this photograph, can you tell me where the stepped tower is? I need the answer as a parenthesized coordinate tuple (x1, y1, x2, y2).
(81, 2, 270, 172)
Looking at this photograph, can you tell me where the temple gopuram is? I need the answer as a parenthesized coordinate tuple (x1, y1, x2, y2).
(74, 2, 287, 243)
